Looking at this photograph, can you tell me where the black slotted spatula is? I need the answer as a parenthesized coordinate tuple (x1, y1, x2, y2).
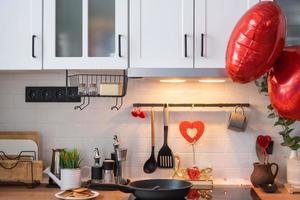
(157, 104, 174, 168)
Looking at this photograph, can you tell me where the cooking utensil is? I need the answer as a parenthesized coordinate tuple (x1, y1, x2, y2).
(97, 179, 192, 200)
(157, 105, 174, 168)
(228, 106, 247, 132)
(143, 110, 157, 173)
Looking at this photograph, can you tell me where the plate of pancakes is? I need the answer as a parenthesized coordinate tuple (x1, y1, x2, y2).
(55, 188, 99, 200)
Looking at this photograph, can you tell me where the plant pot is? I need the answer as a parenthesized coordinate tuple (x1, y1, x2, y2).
(60, 168, 81, 190)
(287, 150, 300, 188)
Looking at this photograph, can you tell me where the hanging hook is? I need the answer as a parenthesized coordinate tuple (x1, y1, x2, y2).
(111, 97, 123, 111)
(191, 104, 194, 111)
(74, 97, 86, 110)
(74, 97, 90, 110)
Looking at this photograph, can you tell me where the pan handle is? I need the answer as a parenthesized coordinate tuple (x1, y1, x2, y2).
(116, 184, 134, 193)
(90, 183, 134, 193)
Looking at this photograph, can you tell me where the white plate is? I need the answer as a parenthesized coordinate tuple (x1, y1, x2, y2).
(55, 191, 99, 200)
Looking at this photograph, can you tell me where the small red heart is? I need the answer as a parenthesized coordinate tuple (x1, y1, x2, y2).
(257, 135, 272, 151)
(131, 108, 138, 117)
(179, 121, 205, 144)
(187, 189, 201, 200)
(138, 111, 146, 118)
(187, 167, 201, 180)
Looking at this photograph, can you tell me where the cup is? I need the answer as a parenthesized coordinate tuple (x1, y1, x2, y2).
(228, 106, 247, 132)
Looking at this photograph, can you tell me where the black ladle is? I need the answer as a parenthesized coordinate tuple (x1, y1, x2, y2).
(143, 110, 157, 173)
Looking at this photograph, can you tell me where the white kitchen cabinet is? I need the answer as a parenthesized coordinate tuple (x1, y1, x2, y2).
(0, 0, 42, 70)
(130, 0, 194, 68)
(195, 0, 258, 68)
(44, 0, 128, 69)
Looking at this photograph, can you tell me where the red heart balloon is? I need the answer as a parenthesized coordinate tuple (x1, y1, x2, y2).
(179, 121, 205, 144)
(257, 135, 272, 150)
(226, 1, 286, 83)
(268, 46, 300, 120)
(187, 167, 201, 180)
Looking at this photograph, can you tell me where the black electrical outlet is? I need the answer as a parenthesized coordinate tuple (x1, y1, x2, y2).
(25, 87, 81, 102)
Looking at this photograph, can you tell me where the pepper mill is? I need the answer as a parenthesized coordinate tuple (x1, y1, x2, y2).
(91, 147, 102, 183)
(102, 160, 115, 183)
(113, 135, 127, 185)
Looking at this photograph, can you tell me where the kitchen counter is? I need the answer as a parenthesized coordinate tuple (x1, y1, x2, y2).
(0, 185, 300, 200)
(253, 187, 300, 200)
(0, 186, 130, 200)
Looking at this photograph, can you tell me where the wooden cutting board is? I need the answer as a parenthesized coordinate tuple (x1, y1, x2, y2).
(0, 132, 40, 160)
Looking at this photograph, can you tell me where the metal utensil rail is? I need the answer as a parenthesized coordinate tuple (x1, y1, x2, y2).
(132, 103, 250, 108)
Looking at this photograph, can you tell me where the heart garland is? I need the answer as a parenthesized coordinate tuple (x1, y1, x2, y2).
(179, 121, 205, 144)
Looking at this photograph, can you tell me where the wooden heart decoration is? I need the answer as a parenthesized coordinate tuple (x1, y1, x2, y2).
(257, 135, 272, 151)
(179, 121, 205, 144)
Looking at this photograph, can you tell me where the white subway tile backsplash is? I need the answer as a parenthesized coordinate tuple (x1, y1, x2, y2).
(0, 71, 296, 183)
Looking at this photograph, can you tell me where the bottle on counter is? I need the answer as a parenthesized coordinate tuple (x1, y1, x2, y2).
(91, 148, 102, 183)
(102, 160, 115, 184)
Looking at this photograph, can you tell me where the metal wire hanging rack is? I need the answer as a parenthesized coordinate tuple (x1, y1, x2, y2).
(66, 70, 128, 110)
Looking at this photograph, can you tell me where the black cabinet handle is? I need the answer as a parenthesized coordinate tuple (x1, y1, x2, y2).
(118, 34, 122, 57)
(32, 35, 37, 58)
(184, 34, 188, 57)
(201, 33, 205, 57)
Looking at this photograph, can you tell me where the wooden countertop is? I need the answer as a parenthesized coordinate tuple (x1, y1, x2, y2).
(253, 187, 300, 200)
(0, 185, 300, 200)
(0, 186, 130, 200)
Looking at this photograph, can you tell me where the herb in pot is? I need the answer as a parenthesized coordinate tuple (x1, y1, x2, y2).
(60, 149, 82, 169)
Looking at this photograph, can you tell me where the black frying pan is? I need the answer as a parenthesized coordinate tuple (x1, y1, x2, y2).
(98, 179, 192, 200)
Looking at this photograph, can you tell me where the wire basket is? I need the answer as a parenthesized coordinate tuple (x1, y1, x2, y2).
(68, 71, 128, 98)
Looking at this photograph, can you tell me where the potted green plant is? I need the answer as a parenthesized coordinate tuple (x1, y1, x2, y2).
(256, 75, 300, 187)
(44, 149, 82, 190)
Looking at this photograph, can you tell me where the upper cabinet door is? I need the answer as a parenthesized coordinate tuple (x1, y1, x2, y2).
(44, 0, 128, 69)
(130, 0, 194, 68)
(0, 0, 42, 70)
(195, 0, 258, 68)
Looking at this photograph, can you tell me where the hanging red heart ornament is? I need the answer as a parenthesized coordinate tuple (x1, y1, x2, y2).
(257, 135, 272, 151)
(179, 121, 205, 144)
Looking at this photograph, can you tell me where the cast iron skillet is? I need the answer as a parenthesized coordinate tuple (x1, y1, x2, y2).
(98, 179, 192, 200)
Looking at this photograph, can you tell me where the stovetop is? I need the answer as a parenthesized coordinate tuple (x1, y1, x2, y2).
(128, 187, 261, 200)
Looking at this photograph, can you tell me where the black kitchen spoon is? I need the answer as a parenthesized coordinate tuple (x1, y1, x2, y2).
(143, 110, 157, 173)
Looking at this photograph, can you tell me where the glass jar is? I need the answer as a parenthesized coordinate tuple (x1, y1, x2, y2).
(89, 83, 98, 96)
(78, 83, 88, 96)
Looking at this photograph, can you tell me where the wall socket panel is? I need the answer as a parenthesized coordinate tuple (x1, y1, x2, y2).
(26, 87, 81, 102)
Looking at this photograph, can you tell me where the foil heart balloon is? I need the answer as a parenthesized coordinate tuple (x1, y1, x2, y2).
(226, 1, 286, 83)
(179, 121, 205, 144)
(268, 46, 300, 120)
(257, 135, 272, 151)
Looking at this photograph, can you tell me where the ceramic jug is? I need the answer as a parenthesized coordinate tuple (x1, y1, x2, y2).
(250, 162, 278, 187)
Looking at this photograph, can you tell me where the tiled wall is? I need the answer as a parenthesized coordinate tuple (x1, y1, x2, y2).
(0, 71, 297, 184)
